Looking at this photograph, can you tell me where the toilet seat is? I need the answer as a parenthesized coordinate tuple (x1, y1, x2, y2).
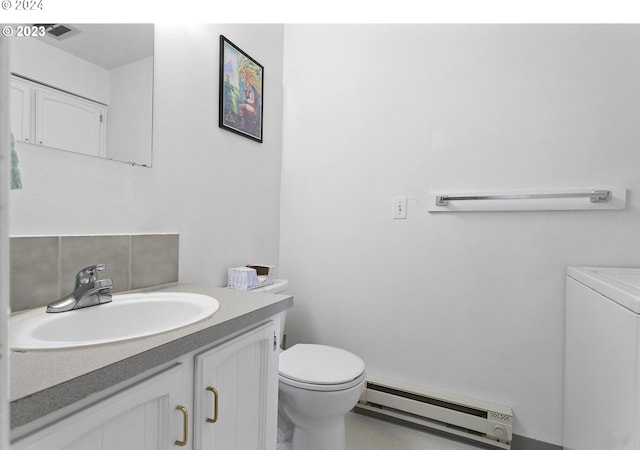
(279, 344, 366, 392)
(279, 371, 366, 391)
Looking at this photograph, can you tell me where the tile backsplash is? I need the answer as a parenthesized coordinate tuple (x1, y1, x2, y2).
(10, 234, 179, 312)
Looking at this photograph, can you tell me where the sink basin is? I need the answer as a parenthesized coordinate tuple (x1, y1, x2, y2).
(11, 292, 220, 350)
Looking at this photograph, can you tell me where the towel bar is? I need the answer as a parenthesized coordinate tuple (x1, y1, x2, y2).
(435, 190, 611, 206)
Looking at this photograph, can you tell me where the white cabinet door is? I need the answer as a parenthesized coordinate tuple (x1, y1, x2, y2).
(13, 364, 189, 450)
(35, 87, 106, 157)
(9, 77, 33, 143)
(194, 322, 279, 450)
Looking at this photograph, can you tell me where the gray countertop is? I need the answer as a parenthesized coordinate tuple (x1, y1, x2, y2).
(10, 283, 293, 434)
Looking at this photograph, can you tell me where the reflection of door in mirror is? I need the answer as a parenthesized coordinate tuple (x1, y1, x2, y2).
(8, 24, 153, 167)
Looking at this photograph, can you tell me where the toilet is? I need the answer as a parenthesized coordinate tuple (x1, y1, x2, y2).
(251, 280, 366, 450)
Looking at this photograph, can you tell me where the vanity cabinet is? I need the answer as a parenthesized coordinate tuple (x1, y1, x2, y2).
(12, 321, 279, 450)
(9, 75, 106, 157)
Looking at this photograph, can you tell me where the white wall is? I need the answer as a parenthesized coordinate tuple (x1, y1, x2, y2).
(9, 24, 284, 287)
(280, 24, 640, 444)
(107, 56, 153, 165)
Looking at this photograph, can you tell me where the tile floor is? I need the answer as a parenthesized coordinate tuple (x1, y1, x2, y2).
(345, 411, 490, 450)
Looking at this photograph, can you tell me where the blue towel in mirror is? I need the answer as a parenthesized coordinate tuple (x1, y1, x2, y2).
(11, 132, 22, 190)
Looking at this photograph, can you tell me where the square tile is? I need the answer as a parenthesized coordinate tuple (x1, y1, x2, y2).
(131, 234, 179, 289)
(10, 236, 60, 311)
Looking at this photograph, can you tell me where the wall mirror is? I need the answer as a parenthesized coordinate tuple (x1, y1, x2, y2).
(9, 24, 154, 167)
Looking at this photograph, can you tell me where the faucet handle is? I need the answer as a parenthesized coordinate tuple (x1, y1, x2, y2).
(75, 264, 107, 286)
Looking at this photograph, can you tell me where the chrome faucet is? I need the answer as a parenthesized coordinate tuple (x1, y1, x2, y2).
(46, 264, 113, 313)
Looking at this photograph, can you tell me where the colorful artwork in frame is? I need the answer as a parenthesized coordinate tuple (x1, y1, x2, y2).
(219, 35, 264, 143)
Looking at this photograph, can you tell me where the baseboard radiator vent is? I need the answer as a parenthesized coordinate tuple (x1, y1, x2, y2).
(356, 375, 513, 449)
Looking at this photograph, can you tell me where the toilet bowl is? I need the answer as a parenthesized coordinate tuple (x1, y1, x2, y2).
(278, 344, 366, 450)
(250, 280, 366, 450)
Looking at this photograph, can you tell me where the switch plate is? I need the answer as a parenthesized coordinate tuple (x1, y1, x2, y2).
(392, 196, 407, 219)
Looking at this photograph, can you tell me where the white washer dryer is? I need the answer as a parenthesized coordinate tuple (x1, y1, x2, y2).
(564, 266, 640, 450)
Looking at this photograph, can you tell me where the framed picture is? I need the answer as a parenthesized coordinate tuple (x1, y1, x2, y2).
(219, 35, 264, 142)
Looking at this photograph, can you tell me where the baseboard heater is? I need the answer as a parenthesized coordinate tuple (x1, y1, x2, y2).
(356, 375, 513, 449)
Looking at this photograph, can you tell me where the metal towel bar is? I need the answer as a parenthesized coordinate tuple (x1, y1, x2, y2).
(435, 190, 611, 206)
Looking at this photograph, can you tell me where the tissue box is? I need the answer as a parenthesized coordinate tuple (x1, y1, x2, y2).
(227, 265, 276, 290)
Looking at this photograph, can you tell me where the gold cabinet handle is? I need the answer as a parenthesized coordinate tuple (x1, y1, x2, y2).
(175, 405, 189, 446)
(206, 386, 219, 424)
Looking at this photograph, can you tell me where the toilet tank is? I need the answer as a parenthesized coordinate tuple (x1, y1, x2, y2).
(251, 279, 289, 294)
(251, 279, 290, 349)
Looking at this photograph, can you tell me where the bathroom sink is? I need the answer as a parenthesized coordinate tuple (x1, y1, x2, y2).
(10, 292, 220, 350)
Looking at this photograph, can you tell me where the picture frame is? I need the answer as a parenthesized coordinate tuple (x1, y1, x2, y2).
(219, 35, 264, 143)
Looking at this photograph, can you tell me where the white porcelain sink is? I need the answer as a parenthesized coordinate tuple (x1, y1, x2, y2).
(11, 292, 220, 350)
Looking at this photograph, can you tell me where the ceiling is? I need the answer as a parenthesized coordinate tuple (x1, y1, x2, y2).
(34, 23, 154, 70)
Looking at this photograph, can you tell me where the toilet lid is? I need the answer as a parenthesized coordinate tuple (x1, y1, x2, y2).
(279, 344, 365, 385)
